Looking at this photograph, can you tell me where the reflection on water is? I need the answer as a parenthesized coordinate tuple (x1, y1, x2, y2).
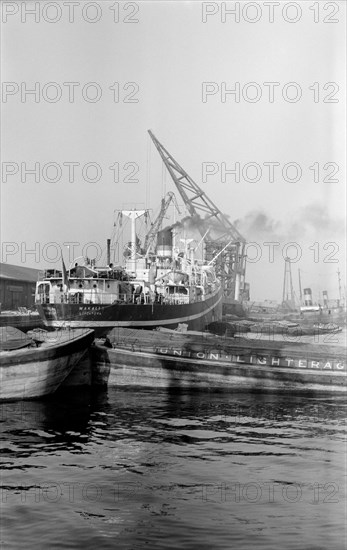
(1, 388, 346, 549)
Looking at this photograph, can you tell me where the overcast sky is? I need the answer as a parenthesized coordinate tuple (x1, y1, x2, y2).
(1, 1, 346, 302)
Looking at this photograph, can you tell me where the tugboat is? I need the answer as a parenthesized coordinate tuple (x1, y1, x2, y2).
(35, 208, 223, 335)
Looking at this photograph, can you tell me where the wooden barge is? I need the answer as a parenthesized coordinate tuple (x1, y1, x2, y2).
(82, 328, 347, 394)
(0, 327, 94, 401)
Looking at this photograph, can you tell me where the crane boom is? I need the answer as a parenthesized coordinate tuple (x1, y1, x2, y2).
(148, 130, 245, 243)
(148, 130, 248, 300)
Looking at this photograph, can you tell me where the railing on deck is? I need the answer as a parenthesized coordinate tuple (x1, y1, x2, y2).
(35, 280, 221, 306)
(36, 289, 209, 306)
(37, 292, 161, 306)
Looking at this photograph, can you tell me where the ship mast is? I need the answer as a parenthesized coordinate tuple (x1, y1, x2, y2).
(337, 268, 342, 305)
(298, 268, 303, 305)
(122, 210, 146, 273)
(282, 257, 295, 310)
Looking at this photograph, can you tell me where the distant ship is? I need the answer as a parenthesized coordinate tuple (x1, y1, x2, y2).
(35, 208, 223, 335)
(297, 288, 346, 325)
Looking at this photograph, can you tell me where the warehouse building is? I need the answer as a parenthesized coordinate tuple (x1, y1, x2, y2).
(0, 263, 41, 311)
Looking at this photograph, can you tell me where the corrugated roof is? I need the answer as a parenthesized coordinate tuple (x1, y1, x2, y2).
(0, 263, 41, 282)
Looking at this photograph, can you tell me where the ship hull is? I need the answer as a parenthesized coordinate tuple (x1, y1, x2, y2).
(90, 337, 347, 394)
(0, 312, 44, 332)
(37, 287, 223, 334)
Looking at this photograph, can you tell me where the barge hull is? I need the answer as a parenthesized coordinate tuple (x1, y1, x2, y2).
(90, 345, 346, 394)
(0, 329, 94, 401)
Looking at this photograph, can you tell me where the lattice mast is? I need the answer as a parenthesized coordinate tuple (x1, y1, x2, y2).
(282, 257, 296, 310)
(148, 130, 247, 300)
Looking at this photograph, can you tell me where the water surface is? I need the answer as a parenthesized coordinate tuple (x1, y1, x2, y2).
(1, 388, 346, 549)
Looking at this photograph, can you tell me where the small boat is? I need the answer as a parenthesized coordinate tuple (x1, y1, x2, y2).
(0, 326, 94, 401)
(89, 328, 346, 393)
(247, 321, 342, 337)
(0, 308, 44, 332)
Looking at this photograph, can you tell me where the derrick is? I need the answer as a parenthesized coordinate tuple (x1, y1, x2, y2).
(143, 191, 180, 257)
(148, 130, 248, 300)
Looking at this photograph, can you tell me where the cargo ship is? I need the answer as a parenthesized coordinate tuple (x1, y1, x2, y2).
(35, 208, 223, 335)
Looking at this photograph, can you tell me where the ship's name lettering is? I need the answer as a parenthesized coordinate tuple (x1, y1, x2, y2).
(157, 349, 345, 371)
(78, 306, 103, 316)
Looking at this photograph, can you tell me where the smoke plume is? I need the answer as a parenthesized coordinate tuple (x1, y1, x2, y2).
(233, 203, 345, 242)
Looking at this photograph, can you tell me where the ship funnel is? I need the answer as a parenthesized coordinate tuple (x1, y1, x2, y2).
(156, 229, 173, 258)
(322, 290, 329, 307)
(303, 288, 313, 306)
(107, 239, 111, 266)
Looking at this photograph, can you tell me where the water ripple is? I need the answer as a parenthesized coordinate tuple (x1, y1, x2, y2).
(1, 389, 346, 549)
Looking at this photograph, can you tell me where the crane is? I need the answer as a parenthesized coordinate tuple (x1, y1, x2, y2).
(143, 191, 180, 257)
(148, 130, 247, 300)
